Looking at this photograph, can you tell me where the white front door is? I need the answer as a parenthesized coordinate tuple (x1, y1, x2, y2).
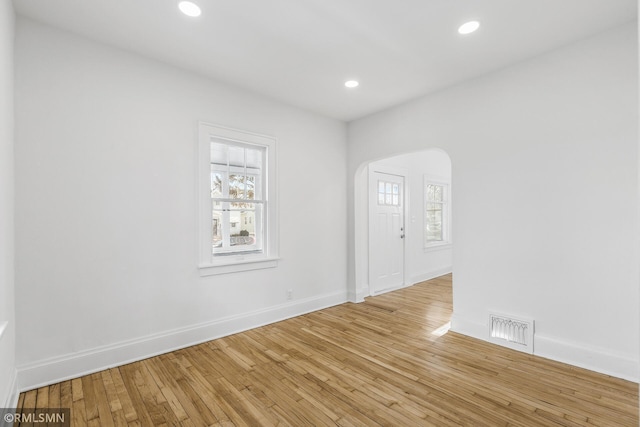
(369, 171, 405, 295)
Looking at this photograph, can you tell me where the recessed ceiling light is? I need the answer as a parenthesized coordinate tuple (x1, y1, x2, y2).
(458, 21, 480, 35)
(345, 80, 359, 88)
(179, 1, 201, 17)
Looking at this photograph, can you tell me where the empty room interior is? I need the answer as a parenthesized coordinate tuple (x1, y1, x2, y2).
(1, 0, 639, 425)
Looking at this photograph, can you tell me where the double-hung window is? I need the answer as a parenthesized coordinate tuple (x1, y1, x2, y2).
(424, 178, 450, 249)
(211, 142, 264, 254)
(199, 123, 278, 275)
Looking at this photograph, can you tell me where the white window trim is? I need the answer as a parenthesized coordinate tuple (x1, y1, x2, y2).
(424, 175, 451, 251)
(198, 122, 279, 276)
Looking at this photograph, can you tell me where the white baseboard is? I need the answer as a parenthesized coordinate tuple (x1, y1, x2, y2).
(17, 290, 348, 391)
(2, 368, 18, 408)
(348, 286, 367, 303)
(534, 334, 638, 383)
(450, 314, 639, 383)
(410, 266, 453, 285)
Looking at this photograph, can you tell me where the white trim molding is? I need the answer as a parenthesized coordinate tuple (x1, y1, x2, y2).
(0, 321, 7, 342)
(450, 313, 639, 383)
(410, 267, 452, 285)
(2, 368, 18, 409)
(534, 334, 639, 383)
(348, 287, 368, 303)
(17, 290, 348, 391)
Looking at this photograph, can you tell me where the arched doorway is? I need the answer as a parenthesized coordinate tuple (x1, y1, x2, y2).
(353, 149, 452, 299)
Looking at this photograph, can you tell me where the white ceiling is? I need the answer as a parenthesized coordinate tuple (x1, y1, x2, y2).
(13, 0, 637, 122)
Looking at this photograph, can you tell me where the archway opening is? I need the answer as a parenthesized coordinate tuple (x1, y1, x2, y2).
(353, 148, 453, 302)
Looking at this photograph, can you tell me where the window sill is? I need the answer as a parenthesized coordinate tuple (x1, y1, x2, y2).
(199, 257, 279, 276)
(423, 243, 452, 253)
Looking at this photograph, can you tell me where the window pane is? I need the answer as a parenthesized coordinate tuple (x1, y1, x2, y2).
(213, 203, 263, 254)
(426, 206, 443, 242)
(385, 194, 392, 204)
(385, 182, 392, 194)
(211, 171, 223, 198)
(378, 181, 384, 193)
(229, 174, 244, 199)
(211, 142, 228, 166)
(392, 195, 399, 205)
(378, 193, 385, 204)
(245, 147, 263, 170)
(426, 184, 435, 201)
(230, 210, 256, 247)
(231, 204, 263, 251)
(434, 185, 443, 201)
(212, 211, 223, 248)
(392, 184, 399, 194)
(228, 146, 245, 167)
(246, 175, 256, 200)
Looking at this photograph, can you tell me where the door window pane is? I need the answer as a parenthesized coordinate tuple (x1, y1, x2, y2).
(378, 180, 401, 206)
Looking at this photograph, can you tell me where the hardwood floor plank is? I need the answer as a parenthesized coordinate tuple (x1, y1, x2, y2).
(89, 372, 115, 427)
(116, 365, 155, 426)
(70, 379, 87, 427)
(107, 368, 139, 424)
(35, 386, 49, 409)
(48, 382, 61, 409)
(150, 354, 219, 426)
(21, 389, 36, 411)
(17, 274, 639, 426)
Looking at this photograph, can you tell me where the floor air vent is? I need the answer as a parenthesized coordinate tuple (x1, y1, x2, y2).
(489, 313, 534, 354)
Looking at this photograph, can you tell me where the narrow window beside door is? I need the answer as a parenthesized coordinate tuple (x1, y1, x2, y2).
(424, 179, 450, 248)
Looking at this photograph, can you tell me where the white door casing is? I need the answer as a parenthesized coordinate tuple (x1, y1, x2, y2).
(369, 169, 405, 295)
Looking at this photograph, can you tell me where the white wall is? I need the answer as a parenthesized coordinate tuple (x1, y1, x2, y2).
(348, 23, 639, 381)
(0, 0, 17, 408)
(14, 19, 347, 389)
(368, 150, 452, 291)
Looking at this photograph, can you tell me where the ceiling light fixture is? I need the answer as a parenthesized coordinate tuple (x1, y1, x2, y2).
(179, 1, 201, 17)
(345, 80, 359, 88)
(458, 20, 480, 35)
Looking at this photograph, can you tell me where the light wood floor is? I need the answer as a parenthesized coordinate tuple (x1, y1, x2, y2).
(18, 274, 638, 426)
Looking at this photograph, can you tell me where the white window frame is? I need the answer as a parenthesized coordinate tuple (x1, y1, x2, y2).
(198, 123, 278, 276)
(424, 176, 451, 251)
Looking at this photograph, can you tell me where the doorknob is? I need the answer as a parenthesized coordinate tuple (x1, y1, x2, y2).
(400, 227, 404, 239)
